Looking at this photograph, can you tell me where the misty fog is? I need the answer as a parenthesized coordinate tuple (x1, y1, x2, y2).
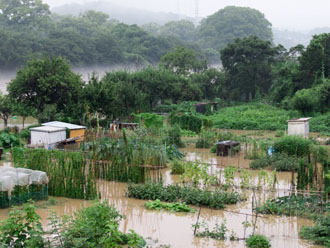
(45, 0, 330, 30)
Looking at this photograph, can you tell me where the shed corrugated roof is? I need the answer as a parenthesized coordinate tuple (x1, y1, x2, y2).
(288, 118, 312, 123)
(42, 121, 86, 130)
(30, 126, 66, 133)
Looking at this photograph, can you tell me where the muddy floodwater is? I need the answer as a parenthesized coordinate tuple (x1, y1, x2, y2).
(0, 146, 323, 248)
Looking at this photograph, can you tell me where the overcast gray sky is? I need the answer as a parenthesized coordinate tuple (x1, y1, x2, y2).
(44, 0, 330, 30)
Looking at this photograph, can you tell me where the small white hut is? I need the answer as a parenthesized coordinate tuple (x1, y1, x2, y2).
(30, 126, 66, 148)
(287, 118, 312, 138)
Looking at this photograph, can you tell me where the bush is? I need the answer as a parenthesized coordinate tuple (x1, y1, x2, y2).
(135, 113, 165, 128)
(0, 131, 21, 148)
(170, 160, 185, 175)
(299, 215, 330, 247)
(167, 126, 185, 148)
(196, 130, 216, 148)
(144, 199, 196, 213)
(170, 112, 203, 133)
(246, 234, 271, 248)
(126, 183, 243, 209)
(273, 135, 312, 157)
(0, 202, 44, 247)
(250, 154, 300, 171)
(58, 201, 145, 248)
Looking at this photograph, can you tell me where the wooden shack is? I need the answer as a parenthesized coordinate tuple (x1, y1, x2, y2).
(195, 102, 218, 114)
(216, 141, 240, 156)
(287, 118, 312, 138)
(42, 121, 86, 142)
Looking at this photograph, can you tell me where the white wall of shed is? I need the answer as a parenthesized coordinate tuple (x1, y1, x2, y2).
(31, 130, 66, 148)
(288, 122, 309, 138)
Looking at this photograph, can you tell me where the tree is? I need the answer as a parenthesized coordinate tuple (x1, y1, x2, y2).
(298, 33, 330, 88)
(220, 36, 277, 101)
(160, 46, 207, 75)
(0, 93, 12, 128)
(12, 102, 35, 129)
(0, 0, 50, 27)
(160, 20, 196, 42)
(198, 6, 273, 51)
(7, 57, 84, 122)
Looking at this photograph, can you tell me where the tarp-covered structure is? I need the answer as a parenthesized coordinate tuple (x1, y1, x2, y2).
(0, 166, 49, 208)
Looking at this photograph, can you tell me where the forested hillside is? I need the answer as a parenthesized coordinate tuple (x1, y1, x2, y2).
(0, 1, 272, 68)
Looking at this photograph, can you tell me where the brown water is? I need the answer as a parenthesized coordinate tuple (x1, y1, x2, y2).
(0, 146, 323, 248)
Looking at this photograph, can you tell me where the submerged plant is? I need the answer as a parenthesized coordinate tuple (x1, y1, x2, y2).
(246, 234, 271, 248)
(144, 199, 196, 213)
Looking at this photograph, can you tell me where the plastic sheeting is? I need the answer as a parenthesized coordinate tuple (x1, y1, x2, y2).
(0, 166, 49, 195)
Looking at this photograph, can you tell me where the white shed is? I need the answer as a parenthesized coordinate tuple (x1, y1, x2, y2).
(30, 126, 66, 148)
(287, 118, 312, 138)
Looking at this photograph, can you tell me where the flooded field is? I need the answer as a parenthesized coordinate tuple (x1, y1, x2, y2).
(0, 145, 323, 248)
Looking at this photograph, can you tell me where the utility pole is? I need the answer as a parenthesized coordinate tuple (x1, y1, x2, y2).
(195, 0, 199, 18)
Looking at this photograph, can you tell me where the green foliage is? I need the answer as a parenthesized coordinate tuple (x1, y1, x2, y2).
(195, 130, 216, 148)
(246, 234, 271, 248)
(8, 57, 84, 123)
(170, 160, 185, 175)
(0, 202, 45, 247)
(170, 112, 203, 133)
(273, 135, 312, 157)
(0, 131, 20, 148)
(255, 195, 330, 217)
(211, 103, 299, 131)
(250, 154, 300, 171)
(298, 33, 330, 88)
(194, 220, 229, 240)
(126, 183, 243, 209)
(167, 125, 185, 148)
(135, 113, 165, 128)
(220, 36, 277, 101)
(160, 46, 207, 75)
(299, 215, 330, 247)
(57, 201, 145, 248)
(180, 129, 197, 137)
(180, 162, 220, 188)
(12, 148, 98, 199)
(144, 199, 196, 213)
(199, 6, 273, 51)
(0, 93, 12, 127)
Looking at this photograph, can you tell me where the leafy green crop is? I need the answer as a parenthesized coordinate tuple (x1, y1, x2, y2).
(145, 199, 196, 213)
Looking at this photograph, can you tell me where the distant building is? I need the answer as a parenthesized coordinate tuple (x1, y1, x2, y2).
(30, 126, 66, 149)
(194, 102, 218, 114)
(42, 121, 86, 141)
(287, 118, 312, 138)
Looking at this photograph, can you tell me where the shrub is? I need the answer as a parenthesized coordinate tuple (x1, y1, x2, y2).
(170, 112, 203, 133)
(273, 135, 312, 157)
(246, 234, 271, 248)
(249, 154, 300, 171)
(167, 125, 185, 148)
(135, 113, 165, 128)
(0, 131, 21, 148)
(196, 130, 216, 148)
(299, 215, 330, 247)
(58, 201, 145, 248)
(144, 199, 196, 213)
(170, 160, 185, 175)
(0, 202, 44, 247)
(126, 183, 243, 209)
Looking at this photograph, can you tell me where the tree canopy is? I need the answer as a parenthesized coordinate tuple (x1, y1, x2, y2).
(199, 6, 273, 51)
(220, 36, 277, 101)
(7, 57, 84, 122)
